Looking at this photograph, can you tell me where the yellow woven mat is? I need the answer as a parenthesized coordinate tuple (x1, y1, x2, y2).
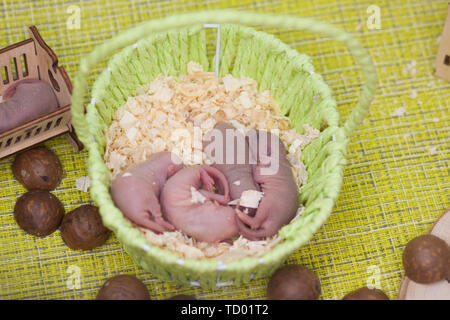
(0, 0, 449, 300)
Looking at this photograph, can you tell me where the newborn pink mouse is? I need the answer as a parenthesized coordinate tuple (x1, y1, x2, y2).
(160, 165, 240, 243)
(110, 151, 183, 233)
(0, 79, 59, 133)
(235, 130, 299, 240)
(203, 121, 260, 215)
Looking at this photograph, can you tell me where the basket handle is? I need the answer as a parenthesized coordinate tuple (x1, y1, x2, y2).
(71, 10, 377, 143)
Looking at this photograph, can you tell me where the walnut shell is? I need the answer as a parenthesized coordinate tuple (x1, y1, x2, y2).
(267, 264, 321, 300)
(402, 234, 450, 284)
(60, 205, 110, 250)
(96, 275, 150, 300)
(342, 287, 389, 300)
(14, 190, 64, 237)
(12, 146, 63, 191)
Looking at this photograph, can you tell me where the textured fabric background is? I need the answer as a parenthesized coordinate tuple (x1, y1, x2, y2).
(0, 0, 449, 300)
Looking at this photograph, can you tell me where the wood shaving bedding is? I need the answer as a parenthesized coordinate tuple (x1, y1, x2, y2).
(75, 176, 91, 192)
(104, 61, 319, 262)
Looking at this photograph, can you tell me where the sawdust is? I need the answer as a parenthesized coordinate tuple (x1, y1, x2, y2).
(104, 61, 319, 261)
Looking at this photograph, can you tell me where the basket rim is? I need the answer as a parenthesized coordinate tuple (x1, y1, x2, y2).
(83, 22, 352, 287)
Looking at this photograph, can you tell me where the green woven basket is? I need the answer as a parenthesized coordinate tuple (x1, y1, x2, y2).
(70, 10, 377, 289)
